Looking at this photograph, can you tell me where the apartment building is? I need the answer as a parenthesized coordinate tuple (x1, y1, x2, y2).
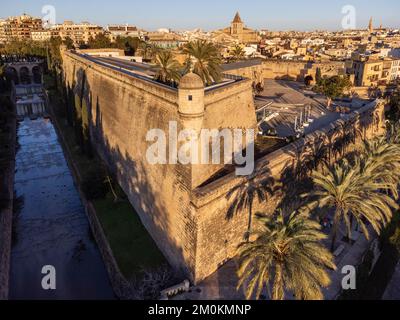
(0, 14, 43, 43)
(351, 56, 400, 86)
(106, 24, 140, 41)
(31, 30, 55, 42)
(52, 21, 104, 44)
(390, 59, 400, 82)
(0, 19, 7, 43)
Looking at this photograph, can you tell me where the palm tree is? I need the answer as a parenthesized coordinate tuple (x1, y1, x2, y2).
(0, 64, 4, 78)
(237, 209, 336, 300)
(305, 159, 397, 252)
(226, 169, 278, 242)
(0, 64, 5, 90)
(138, 42, 159, 62)
(182, 40, 222, 85)
(154, 50, 181, 85)
(230, 45, 245, 61)
(148, 44, 160, 63)
(388, 122, 400, 145)
(360, 136, 400, 198)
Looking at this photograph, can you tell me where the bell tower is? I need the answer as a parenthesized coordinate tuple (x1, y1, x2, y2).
(231, 12, 244, 41)
(368, 17, 373, 33)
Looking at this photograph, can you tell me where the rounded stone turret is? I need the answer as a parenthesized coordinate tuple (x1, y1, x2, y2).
(178, 73, 205, 133)
(179, 72, 204, 90)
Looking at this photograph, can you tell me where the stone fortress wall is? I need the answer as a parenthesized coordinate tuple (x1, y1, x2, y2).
(61, 50, 256, 282)
(262, 59, 346, 82)
(222, 59, 346, 88)
(192, 100, 386, 280)
(61, 50, 385, 283)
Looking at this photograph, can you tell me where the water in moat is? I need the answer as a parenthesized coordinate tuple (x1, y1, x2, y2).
(9, 116, 115, 299)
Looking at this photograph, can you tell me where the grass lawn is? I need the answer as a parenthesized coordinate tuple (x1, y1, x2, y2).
(93, 195, 166, 279)
(47, 84, 167, 280)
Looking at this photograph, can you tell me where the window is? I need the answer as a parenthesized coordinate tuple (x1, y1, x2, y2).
(188, 95, 193, 101)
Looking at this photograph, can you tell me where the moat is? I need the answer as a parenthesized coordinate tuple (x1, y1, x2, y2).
(9, 115, 115, 299)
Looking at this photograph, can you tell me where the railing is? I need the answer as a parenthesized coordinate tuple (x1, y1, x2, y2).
(1, 56, 44, 64)
(222, 73, 245, 81)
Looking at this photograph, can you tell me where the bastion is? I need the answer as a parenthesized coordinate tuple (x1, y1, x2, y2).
(61, 50, 385, 283)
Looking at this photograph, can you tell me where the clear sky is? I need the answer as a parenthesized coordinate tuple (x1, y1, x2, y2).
(2, 0, 399, 31)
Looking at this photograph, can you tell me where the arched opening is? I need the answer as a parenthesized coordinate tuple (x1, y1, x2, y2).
(304, 75, 314, 86)
(5, 67, 19, 85)
(32, 66, 42, 84)
(20, 67, 31, 85)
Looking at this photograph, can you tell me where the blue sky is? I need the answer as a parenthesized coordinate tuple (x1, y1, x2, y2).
(2, 0, 399, 31)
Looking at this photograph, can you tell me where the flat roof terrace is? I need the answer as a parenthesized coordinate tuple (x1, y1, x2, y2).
(75, 53, 246, 91)
(221, 59, 263, 71)
(256, 80, 374, 138)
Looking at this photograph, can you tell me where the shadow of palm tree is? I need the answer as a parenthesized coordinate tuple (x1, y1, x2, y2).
(226, 163, 279, 241)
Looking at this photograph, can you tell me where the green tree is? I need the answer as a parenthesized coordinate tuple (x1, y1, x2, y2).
(154, 50, 181, 85)
(0, 63, 5, 91)
(63, 36, 74, 50)
(74, 93, 84, 148)
(137, 42, 159, 62)
(88, 33, 112, 49)
(237, 209, 336, 300)
(81, 98, 93, 157)
(388, 122, 400, 145)
(230, 44, 245, 61)
(360, 136, 400, 199)
(306, 159, 397, 252)
(315, 67, 322, 84)
(182, 40, 222, 85)
(114, 36, 140, 55)
(386, 87, 400, 123)
(315, 75, 352, 107)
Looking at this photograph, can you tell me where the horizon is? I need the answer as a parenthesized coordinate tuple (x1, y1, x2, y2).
(1, 0, 400, 32)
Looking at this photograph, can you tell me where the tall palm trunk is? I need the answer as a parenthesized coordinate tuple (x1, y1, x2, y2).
(348, 215, 354, 241)
(272, 264, 284, 300)
(245, 203, 253, 242)
(331, 208, 341, 252)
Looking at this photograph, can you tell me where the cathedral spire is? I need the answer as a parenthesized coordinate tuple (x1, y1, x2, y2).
(232, 12, 243, 24)
(368, 17, 373, 33)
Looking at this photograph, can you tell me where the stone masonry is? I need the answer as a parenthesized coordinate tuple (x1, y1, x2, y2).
(61, 50, 385, 284)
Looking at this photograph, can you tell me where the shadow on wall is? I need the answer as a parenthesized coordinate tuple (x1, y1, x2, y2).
(63, 67, 190, 279)
(275, 107, 378, 211)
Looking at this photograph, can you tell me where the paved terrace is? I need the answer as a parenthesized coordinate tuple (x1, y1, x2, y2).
(174, 215, 377, 300)
(383, 262, 400, 300)
(76, 54, 244, 91)
(221, 59, 263, 72)
(256, 80, 374, 138)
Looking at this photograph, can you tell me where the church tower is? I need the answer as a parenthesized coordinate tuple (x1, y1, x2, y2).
(368, 17, 373, 33)
(231, 12, 244, 41)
